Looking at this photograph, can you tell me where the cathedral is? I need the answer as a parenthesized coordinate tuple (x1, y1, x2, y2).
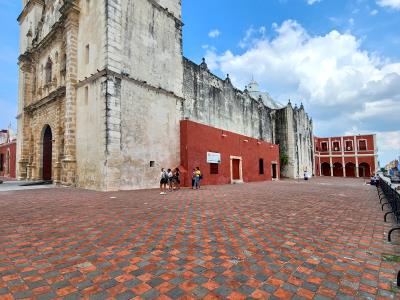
(17, 0, 314, 191)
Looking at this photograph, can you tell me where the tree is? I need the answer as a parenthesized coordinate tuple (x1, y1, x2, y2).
(280, 153, 289, 171)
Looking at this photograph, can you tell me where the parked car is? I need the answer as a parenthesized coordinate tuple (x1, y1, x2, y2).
(391, 176, 400, 183)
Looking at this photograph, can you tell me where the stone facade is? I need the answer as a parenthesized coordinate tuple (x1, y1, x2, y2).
(182, 58, 314, 178)
(18, 0, 183, 190)
(17, 0, 313, 190)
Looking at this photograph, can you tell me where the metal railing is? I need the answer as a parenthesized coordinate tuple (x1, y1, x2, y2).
(378, 177, 400, 242)
(377, 176, 400, 287)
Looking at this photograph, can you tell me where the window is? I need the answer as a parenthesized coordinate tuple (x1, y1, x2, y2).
(259, 159, 264, 175)
(345, 140, 353, 151)
(84, 86, 89, 105)
(321, 142, 328, 151)
(61, 54, 67, 73)
(332, 141, 340, 151)
(45, 57, 52, 83)
(210, 163, 219, 174)
(85, 44, 90, 64)
(0, 154, 3, 172)
(359, 140, 367, 151)
(149, 161, 155, 167)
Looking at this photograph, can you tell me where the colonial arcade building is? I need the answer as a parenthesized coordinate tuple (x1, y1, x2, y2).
(314, 134, 378, 178)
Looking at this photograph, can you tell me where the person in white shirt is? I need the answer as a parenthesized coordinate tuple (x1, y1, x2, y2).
(160, 168, 168, 195)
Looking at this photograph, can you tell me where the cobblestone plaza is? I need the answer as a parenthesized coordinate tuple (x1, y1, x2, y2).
(1, 178, 399, 299)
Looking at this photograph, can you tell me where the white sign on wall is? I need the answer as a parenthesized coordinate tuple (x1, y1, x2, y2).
(207, 152, 221, 164)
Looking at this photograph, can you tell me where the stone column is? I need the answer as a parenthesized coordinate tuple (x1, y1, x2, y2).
(354, 135, 359, 178)
(341, 136, 346, 177)
(17, 57, 33, 180)
(61, 2, 79, 186)
(329, 138, 333, 176)
(54, 125, 64, 184)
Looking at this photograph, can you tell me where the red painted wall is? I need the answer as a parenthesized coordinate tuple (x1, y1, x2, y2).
(0, 141, 16, 179)
(180, 120, 280, 187)
(314, 135, 376, 153)
(314, 134, 376, 177)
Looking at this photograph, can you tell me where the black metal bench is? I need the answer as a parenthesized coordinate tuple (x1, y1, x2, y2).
(378, 177, 400, 242)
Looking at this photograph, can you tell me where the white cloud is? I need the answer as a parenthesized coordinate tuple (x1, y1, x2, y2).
(377, 0, 400, 10)
(204, 20, 400, 164)
(208, 29, 221, 38)
(370, 9, 379, 15)
(307, 0, 322, 5)
(376, 131, 400, 152)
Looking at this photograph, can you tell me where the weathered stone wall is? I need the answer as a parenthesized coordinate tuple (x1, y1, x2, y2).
(182, 58, 274, 142)
(182, 58, 314, 179)
(18, 2, 44, 53)
(76, 0, 184, 191)
(274, 105, 314, 178)
(75, 0, 108, 190)
(293, 107, 314, 177)
(119, 80, 182, 190)
(120, 0, 183, 95)
(75, 77, 107, 190)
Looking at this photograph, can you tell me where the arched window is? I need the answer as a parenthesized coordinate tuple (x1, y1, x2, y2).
(45, 57, 53, 84)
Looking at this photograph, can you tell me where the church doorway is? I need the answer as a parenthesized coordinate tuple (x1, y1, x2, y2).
(42, 125, 53, 181)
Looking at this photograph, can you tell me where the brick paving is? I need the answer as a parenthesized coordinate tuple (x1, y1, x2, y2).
(0, 177, 399, 300)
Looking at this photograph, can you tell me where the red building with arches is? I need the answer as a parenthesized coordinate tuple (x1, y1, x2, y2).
(314, 134, 378, 178)
(0, 129, 17, 179)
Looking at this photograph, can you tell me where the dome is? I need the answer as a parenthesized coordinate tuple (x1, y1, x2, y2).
(246, 79, 283, 109)
(247, 78, 260, 92)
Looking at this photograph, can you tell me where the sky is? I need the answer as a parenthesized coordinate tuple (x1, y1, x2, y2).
(0, 0, 399, 166)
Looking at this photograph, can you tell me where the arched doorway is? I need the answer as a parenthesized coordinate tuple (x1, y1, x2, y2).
(333, 163, 343, 177)
(359, 162, 370, 178)
(345, 162, 356, 177)
(321, 162, 331, 176)
(42, 125, 53, 181)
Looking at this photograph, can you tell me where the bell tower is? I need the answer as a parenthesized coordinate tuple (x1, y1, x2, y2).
(75, 0, 184, 190)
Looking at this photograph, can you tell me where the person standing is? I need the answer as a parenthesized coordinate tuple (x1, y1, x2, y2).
(194, 167, 202, 189)
(167, 168, 173, 191)
(160, 168, 168, 195)
(191, 169, 196, 189)
(174, 167, 181, 190)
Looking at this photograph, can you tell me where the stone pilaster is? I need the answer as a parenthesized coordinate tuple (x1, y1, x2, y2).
(341, 136, 346, 177)
(17, 56, 33, 180)
(54, 125, 64, 184)
(61, 1, 79, 185)
(103, 75, 122, 191)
